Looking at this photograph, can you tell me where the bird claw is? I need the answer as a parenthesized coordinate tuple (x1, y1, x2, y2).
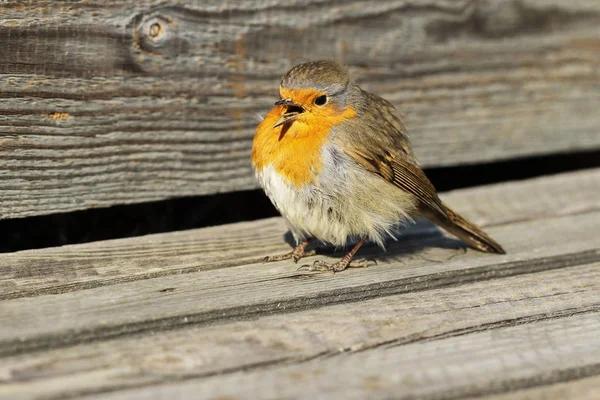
(297, 258, 376, 273)
(298, 260, 337, 272)
(263, 254, 289, 263)
(263, 247, 317, 264)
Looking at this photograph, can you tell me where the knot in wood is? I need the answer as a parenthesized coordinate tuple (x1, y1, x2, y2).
(133, 11, 188, 58)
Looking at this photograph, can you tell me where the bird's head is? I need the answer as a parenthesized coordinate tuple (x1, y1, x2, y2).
(269, 60, 354, 134)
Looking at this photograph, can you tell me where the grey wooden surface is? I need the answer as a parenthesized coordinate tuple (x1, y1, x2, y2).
(1, 168, 599, 399)
(2, 0, 600, 218)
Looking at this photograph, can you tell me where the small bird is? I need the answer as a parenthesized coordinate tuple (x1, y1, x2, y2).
(252, 60, 505, 272)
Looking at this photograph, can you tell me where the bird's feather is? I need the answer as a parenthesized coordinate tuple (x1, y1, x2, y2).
(336, 87, 448, 217)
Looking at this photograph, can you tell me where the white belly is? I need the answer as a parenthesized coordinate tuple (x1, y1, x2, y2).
(254, 144, 417, 247)
(257, 164, 350, 245)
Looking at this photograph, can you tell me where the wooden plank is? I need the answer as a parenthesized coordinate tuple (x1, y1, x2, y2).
(1, 206, 599, 355)
(1, 0, 600, 218)
(487, 375, 600, 400)
(2, 167, 599, 301)
(1, 262, 599, 400)
(78, 314, 600, 400)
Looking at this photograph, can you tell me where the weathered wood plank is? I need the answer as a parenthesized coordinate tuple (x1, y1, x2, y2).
(1, 167, 599, 301)
(1, 0, 600, 218)
(2, 263, 599, 399)
(77, 314, 600, 400)
(487, 375, 600, 400)
(1, 207, 599, 355)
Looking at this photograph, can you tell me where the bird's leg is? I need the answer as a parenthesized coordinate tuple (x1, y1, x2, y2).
(263, 238, 316, 263)
(299, 238, 375, 272)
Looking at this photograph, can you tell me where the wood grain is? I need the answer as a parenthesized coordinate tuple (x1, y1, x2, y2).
(1, 168, 598, 301)
(1, 0, 600, 218)
(78, 314, 600, 400)
(2, 261, 599, 399)
(487, 375, 600, 400)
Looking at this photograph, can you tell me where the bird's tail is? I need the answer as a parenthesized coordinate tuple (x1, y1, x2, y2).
(421, 202, 505, 254)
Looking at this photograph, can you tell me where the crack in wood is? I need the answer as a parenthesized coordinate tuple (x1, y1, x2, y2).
(40, 352, 331, 400)
(356, 302, 600, 352)
(0, 257, 266, 302)
(416, 362, 600, 400)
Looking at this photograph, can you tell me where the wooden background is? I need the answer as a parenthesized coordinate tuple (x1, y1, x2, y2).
(1, 0, 600, 219)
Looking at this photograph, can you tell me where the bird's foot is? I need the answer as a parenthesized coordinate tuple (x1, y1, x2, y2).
(298, 257, 376, 273)
(263, 239, 315, 263)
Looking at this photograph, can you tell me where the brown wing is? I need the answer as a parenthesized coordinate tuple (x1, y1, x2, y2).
(355, 88, 416, 161)
(337, 86, 447, 217)
(342, 146, 448, 218)
(336, 87, 505, 254)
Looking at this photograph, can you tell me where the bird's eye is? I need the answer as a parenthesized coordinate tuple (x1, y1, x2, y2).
(314, 95, 327, 106)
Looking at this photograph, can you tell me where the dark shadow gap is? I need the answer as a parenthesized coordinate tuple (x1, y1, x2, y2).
(1, 149, 599, 253)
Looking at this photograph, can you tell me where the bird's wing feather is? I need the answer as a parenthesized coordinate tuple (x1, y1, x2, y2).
(337, 88, 447, 217)
(357, 89, 415, 160)
(342, 146, 448, 217)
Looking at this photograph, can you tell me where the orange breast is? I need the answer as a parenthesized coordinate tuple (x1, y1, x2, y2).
(252, 99, 356, 188)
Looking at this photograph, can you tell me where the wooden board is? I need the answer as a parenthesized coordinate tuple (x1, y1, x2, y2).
(1, 0, 600, 218)
(0, 168, 599, 399)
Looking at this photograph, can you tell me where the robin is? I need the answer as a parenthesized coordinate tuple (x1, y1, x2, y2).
(252, 60, 505, 272)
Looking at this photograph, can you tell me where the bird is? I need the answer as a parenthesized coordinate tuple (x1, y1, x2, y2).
(251, 60, 505, 272)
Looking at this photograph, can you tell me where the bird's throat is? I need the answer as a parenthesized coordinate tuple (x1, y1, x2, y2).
(252, 105, 356, 188)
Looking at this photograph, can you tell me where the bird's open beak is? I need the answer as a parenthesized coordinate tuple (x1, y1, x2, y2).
(273, 99, 304, 128)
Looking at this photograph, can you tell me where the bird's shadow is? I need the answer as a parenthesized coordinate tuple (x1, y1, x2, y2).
(282, 218, 467, 263)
